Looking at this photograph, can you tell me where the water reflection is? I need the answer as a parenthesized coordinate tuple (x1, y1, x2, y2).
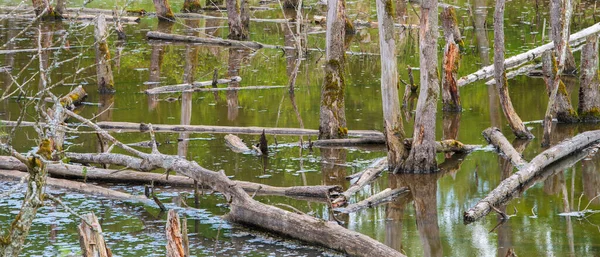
(473, 0, 490, 66)
(227, 48, 250, 121)
(147, 20, 174, 110)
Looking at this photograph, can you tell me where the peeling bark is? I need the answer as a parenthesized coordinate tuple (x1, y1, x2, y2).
(578, 35, 600, 122)
(441, 7, 461, 112)
(166, 210, 185, 257)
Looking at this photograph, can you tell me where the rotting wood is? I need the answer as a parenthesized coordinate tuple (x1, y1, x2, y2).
(492, 0, 533, 139)
(148, 85, 284, 94)
(458, 22, 600, 87)
(335, 187, 410, 213)
(78, 213, 112, 257)
(0, 13, 140, 23)
(95, 15, 115, 94)
(464, 129, 600, 223)
(0, 155, 341, 200)
(332, 157, 388, 206)
(441, 6, 462, 112)
(579, 35, 600, 122)
(153, 0, 175, 21)
(404, 139, 479, 153)
(144, 76, 241, 94)
(65, 110, 406, 257)
(482, 127, 528, 169)
(147, 31, 285, 49)
(59, 85, 87, 110)
(166, 210, 185, 257)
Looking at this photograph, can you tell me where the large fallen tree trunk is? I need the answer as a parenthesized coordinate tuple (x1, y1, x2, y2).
(65, 110, 406, 257)
(147, 31, 288, 49)
(0, 156, 340, 201)
(458, 22, 600, 87)
(464, 129, 600, 223)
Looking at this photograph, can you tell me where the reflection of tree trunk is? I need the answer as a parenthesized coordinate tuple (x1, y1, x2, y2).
(397, 174, 442, 257)
(96, 94, 114, 155)
(148, 21, 174, 110)
(321, 148, 348, 223)
(473, 0, 490, 66)
(560, 173, 575, 257)
(179, 29, 197, 157)
(227, 49, 250, 121)
(385, 174, 411, 252)
(582, 154, 600, 205)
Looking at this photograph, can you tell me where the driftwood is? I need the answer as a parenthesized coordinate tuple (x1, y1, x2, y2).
(166, 210, 185, 257)
(144, 76, 241, 94)
(78, 213, 112, 257)
(336, 187, 410, 213)
(458, 22, 600, 87)
(464, 129, 600, 223)
(482, 127, 528, 169)
(333, 157, 388, 206)
(147, 31, 287, 49)
(65, 110, 406, 257)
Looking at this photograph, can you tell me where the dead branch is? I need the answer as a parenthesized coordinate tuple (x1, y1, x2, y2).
(332, 157, 387, 206)
(336, 187, 410, 213)
(482, 127, 528, 169)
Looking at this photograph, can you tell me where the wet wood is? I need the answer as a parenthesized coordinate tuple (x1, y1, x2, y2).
(95, 15, 115, 94)
(578, 35, 600, 122)
(492, 0, 533, 139)
(400, 0, 440, 173)
(226, 0, 248, 39)
(376, 0, 405, 171)
(482, 127, 528, 169)
(144, 76, 241, 94)
(166, 210, 185, 257)
(550, 0, 577, 74)
(78, 213, 112, 257)
(59, 85, 87, 109)
(153, 0, 175, 20)
(182, 0, 202, 13)
(147, 31, 285, 49)
(464, 129, 600, 223)
(336, 187, 410, 213)
(224, 134, 255, 154)
(441, 7, 462, 112)
(319, 0, 347, 140)
(541, 51, 578, 123)
(458, 22, 600, 87)
(333, 157, 388, 206)
(404, 139, 480, 153)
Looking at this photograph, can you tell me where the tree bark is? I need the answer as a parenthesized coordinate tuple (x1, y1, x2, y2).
(482, 127, 528, 169)
(95, 15, 115, 94)
(376, 0, 405, 171)
(492, 0, 533, 139)
(541, 51, 578, 123)
(182, 0, 202, 13)
(319, 0, 347, 139)
(578, 35, 600, 121)
(551, 0, 577, 74)
(78, 213, 112, 257)
(226, 0, 249, 40)
(166, 210, 185, 257)
(441, 7, 461, 112)
(333, 157, 388, 206)
(152, 0, 175, 20)
(400, 0, 440, 173)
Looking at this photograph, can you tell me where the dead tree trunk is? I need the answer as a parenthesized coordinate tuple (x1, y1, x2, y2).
(166, 210, 185, 257)
(551, 0, 577, 74)
(492, 0, 533, 139)
(31, 0, 61, 19)
(400, 0, 440, 173)
(226, 0, 249, 40)
(541, 51, 578, 123)
(78, 213, 111, 257)
(578, 35, 600, 122)
(283, 0, 300, 9)
(319, 0, 347, 139)
(441, 7, 462, 112)
(182, 0, 202, 13)
(376, 0, 405, 171)
(153, 0, 175, 21)
(95, 15, 115, 94)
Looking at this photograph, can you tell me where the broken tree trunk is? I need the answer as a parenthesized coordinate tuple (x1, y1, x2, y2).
(551, 0, 577, 74)
(441, 6, 462, 112)
(153, 0, 175, 21)
(319, 0, 347, 140)
(400, 0, 440, 173)
(457, 22, 600, 87)
(376, 0, 405, 171)
(482, 127, 528, 169)
(492, 0, 533, 139)
(541, 51, 578, 123)
(166, 210, 185, 257)
(181, 0, 202, 13)
(578, 35, 600, 122)
(95, 15, 115, 94)
(66, 110, 406, 257)
(78, 213, 112, 257)
(544, 0, 574, 146)
(464, 129, 600, 223)
(226, 0, 249, 40)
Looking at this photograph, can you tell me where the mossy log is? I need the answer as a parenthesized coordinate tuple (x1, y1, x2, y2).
(464, 129, 600, 223)
(181, 0, 202, 13)
(147, 31, 285, 49)
(78, 213, 112, 257)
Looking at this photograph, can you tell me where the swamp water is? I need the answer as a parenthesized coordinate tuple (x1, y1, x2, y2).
(0, 0, 600, 256)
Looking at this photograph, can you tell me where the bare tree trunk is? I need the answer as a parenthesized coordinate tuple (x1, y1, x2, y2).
(493, 0, 533, 139)
(166, 210, 185, 257)
(153, 0, 175, 21)
(319, 0, 347, 139)
(578, 35, 600, 121)
(400, 0, 439, 173)
(541, 51, 578, 123)
(551, 0, 577, 74)
(78, 213, 111, 257)
(182, 0, 202, 13)
(226, 0, 249, 40)
(95, 15, 115, 94)
(441, 7, 461, 112)
(376, 0, 405, 171)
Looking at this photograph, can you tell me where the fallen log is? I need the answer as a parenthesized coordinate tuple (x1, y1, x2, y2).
(0, 13, 140, 23)
(458, 22, 600, 87)
(0, 155, 340, 200)
(224, 134, 263, 154)
(464, 129, 600, 223)
(312, 137, 385, 147)
(482, 127, 528, 169)
(150, 85, 285, 94)
(333, 157, 387, 206)
(404, 139, 480, 153)
(66, 110, 406, 257)
(335, 187, 410, 213)
(147, 31, 288, 49)
(144, 76, 241, 94)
